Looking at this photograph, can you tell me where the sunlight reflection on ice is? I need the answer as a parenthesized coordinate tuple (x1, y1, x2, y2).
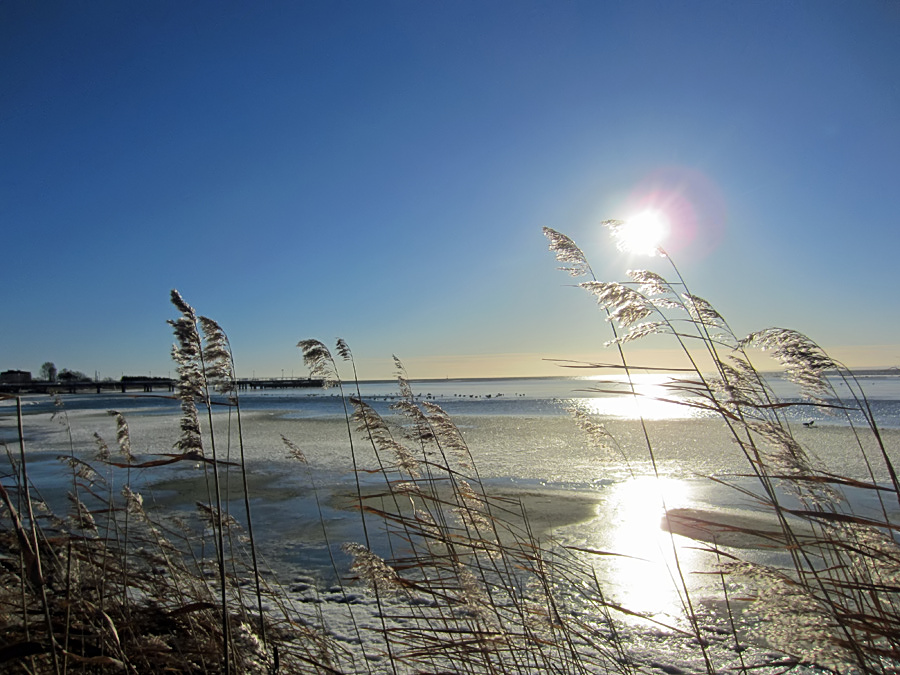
(596, 476, 706, 625)
(572, 374, 706, 420)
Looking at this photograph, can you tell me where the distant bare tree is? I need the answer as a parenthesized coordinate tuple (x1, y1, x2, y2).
(58, 368, 90, 382)
(40, 361, 57, 382)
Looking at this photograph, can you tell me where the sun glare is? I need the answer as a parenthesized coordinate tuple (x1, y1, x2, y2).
(575, 375, 703, 420)
(616, 210, 670, 256)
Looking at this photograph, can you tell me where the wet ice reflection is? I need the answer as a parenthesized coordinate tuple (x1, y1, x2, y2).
(573, 375, 706, 420)
(593, 476, 707, 625)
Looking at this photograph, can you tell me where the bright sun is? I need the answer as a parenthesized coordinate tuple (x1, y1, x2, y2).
(616, 210, 670, 256)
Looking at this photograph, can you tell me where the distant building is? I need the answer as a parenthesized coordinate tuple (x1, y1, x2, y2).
(0, 370, 32, 384)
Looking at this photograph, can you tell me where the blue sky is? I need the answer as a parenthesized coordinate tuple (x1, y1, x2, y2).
(3, 1, 899, 380)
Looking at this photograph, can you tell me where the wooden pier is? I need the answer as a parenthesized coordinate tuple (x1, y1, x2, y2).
(0, 377, 325, 396)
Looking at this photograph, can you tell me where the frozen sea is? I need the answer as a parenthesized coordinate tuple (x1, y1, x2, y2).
(2, 373, 899, 672)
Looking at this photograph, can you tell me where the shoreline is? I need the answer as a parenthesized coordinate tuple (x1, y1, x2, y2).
(146, 470, 605, 542)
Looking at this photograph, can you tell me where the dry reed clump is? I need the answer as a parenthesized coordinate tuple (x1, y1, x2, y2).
(288, 342, 635, 674)
(0, 292, 360, 674)
(1, 221, 897, 674)
(1, 292, 634, 674)
(545, 224, 900, 673)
